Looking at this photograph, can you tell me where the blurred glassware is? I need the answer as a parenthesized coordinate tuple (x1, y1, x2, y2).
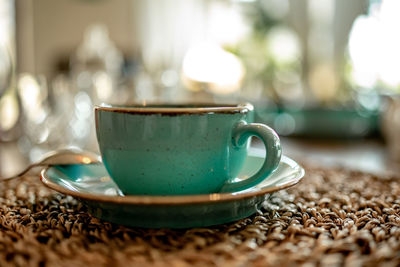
(0, 42, 20, 142)
(17, 73, 55, 161)
(11, 24, 127, 162)
(67, 24, 126, 152)
(10, 0, 375, 146)
(16, 73, 98, 162)
(70, 24, 124, 105)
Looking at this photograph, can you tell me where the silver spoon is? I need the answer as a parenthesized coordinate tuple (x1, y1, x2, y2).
(1, 148, 101, 181)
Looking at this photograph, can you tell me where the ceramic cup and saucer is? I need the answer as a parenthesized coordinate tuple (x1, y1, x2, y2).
(40, 103, 305, 228)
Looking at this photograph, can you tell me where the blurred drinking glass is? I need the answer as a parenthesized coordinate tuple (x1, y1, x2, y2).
(0, 43, 20, 142)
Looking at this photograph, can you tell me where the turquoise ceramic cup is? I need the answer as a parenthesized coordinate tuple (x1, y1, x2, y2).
(95, 103, 281, 195)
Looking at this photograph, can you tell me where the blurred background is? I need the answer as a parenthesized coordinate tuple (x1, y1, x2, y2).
(1, 0, 400, 176)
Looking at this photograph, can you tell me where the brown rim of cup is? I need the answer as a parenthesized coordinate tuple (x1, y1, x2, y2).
(94, 103, 254, 115)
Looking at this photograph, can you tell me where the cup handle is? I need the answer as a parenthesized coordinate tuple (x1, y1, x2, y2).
(221, 121, 281, 193)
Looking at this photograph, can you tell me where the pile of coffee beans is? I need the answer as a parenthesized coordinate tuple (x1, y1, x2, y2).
(0, 166, 398, 266)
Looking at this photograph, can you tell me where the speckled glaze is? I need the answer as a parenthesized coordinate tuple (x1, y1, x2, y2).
(40, 154, 304, 228)
(95, 103, 281, 195)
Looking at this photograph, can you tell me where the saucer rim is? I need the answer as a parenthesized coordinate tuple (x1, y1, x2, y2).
(40, 155, 304, 205)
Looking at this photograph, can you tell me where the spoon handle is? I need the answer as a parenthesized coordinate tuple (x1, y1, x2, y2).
(0, 149, 100, 181)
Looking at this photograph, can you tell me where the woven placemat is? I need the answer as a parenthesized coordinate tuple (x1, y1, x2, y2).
(0, 166, 399, 267)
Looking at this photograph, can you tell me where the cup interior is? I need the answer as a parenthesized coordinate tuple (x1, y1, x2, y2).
(108, 103, 238, 108)
(95, 103, 253, 114)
